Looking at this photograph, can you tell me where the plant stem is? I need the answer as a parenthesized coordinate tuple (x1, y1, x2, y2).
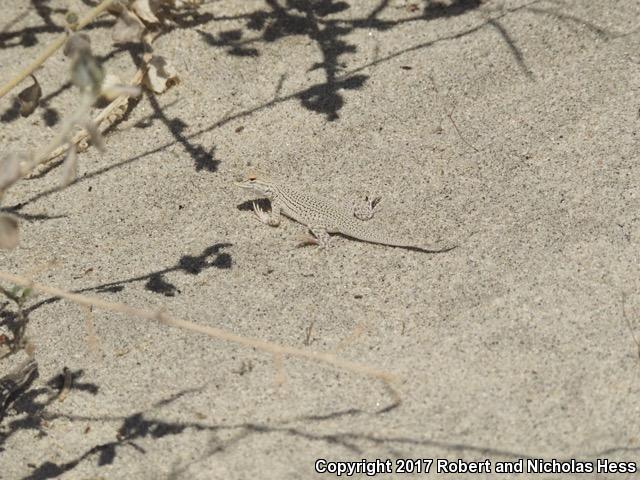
(0, 271, 397, 387)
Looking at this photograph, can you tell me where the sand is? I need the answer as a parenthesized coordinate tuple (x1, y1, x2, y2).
(1, 0, 640, 478)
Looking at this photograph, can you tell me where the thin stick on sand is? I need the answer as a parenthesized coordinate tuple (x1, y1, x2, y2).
(0, 271, 398, 390)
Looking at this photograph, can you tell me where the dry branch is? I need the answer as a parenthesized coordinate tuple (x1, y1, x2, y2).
(28, 66, 146, 178)
(0, 271, 397, 388)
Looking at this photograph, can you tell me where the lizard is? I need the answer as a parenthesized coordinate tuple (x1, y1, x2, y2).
(235, 172, 456, 253)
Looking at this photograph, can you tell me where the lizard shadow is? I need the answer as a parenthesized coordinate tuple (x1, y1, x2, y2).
(236, 198, 270, 213)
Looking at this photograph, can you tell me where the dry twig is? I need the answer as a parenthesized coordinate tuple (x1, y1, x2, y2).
(0, 271, 397, 390)
(447, 103, 480, 153)
(28, 66, 146, 178)
(622, 292, 640, 361)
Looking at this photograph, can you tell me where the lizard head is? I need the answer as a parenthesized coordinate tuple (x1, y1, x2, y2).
(234, 172, 275, 198)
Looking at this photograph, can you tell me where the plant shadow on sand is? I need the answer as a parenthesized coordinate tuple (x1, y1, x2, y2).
(12, 382, 640, 480)
(0, 1, 620, 477)
(4, 384, 521, 480)
(2, 0, 611, 215)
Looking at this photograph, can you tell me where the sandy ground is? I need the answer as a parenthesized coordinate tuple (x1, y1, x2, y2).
(1, 0, 640, 478)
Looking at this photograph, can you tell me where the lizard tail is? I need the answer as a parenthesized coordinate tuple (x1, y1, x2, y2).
(340, 225, 457, 253)
(412, 243, 457, 253)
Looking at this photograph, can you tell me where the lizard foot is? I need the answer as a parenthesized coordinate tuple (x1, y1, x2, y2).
(252, 201, 279, 227)
(296, 234, 320, 248)
(309, 226, 331, 248)
(354, 194, 382, 221)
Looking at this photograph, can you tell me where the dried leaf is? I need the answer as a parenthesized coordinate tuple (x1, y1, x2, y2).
(100, 73, 121, 97)
(71, 51, 104, 94)
(60, 146, 77, 187)
(64, 33, 91, 58)
(0, 214, 19, 250)
(143, 56, 179, 94)
(100, 73, 141, 100)
(112, 8, 145, 43)
(132, 0, 160, 24)
(65, 11, 79, 28)
(0, 154, 23, 192)
(169, 0, 203, 8)
(66, 34, 103, 93)
(85, 121, 105, 152)
(107, 0, 131, 12)
(17, 75, 41, 117)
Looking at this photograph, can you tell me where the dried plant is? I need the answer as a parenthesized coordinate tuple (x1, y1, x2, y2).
(0, 284, 34, 360)
(0, 271, 397, 396)
(0, 30, 141, 249)
(16, 75, 41, 117)
(0, 0, 396, 415)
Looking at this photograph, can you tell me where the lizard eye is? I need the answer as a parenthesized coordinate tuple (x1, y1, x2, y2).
(248, 175, 257, 181)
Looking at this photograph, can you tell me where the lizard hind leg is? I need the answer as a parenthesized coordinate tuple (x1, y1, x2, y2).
(297, 225, 331, 249)
(353, 194, 382, 221)
(296, 233, 319, 248)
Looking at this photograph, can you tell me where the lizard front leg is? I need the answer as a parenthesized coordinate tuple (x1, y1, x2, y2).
(353, 194, 382, 221)
(252, 199, 281, 227)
